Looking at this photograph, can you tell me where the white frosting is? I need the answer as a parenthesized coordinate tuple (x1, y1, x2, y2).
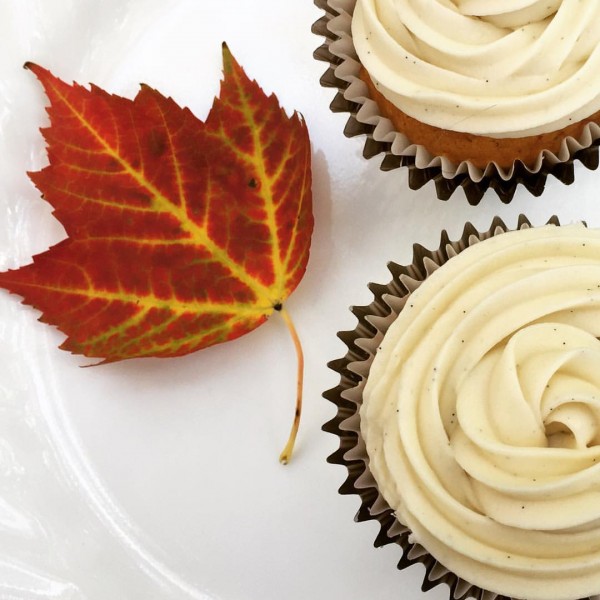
(352, 0, 600, 137)
(361, 225, 600, 600)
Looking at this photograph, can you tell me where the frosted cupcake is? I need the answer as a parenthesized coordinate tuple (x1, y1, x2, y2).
(313, 1, 600, 202)
(325, 216, 600, 600)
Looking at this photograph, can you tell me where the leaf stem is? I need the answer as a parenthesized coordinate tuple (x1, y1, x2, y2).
(278, 306, 304, 465)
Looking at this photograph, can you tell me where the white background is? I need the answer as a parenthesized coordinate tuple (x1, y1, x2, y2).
(1, 1, 599, 599)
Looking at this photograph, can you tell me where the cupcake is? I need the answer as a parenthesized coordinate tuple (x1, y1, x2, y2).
(313, 1, 600, 203)
(324, 216, 600, 600)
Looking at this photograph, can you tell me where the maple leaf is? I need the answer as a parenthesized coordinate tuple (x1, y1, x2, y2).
(0, 44, 313, 462)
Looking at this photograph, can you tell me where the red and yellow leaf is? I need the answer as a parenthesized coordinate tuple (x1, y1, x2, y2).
(0, 45, 313, 363)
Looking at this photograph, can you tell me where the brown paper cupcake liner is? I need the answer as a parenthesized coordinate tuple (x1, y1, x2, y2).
(312, 0, 600, 204)
(323, 214, 594, 600)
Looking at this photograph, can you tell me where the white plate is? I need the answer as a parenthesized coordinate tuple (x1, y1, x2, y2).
(1, 2, 600, 598)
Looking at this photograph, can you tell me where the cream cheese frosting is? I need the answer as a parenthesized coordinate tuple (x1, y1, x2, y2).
(352, 0, 600, 137)
(361, 224, 600, 600)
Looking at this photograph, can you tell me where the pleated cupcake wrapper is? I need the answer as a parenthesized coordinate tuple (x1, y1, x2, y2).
(312, 0, 600, 204)
(323, 215, 593, 600)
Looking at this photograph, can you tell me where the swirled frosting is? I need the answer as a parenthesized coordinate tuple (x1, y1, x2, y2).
(361, 224, 600, 600)
(352, 0, 600, 137)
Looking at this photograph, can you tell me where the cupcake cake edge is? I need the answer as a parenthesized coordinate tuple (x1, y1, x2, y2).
(312, 0, 600, 204)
